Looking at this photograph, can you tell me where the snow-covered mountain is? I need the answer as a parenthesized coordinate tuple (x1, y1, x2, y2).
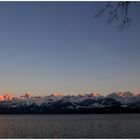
(107, 91, 140, 105)
(0, 91, 140, 113)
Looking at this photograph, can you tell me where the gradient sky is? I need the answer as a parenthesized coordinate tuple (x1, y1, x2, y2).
(0, 2, 140, 96)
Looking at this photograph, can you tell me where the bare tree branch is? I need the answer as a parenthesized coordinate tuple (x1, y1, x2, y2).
(95, 2, 132, 31)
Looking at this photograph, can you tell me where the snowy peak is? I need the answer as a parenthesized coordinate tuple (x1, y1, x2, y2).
(106, 91, 140, 104)
(0, 95, 4, 101)
(89, 92, 102, 97)
(107, 91, 137, 98)
(78, 92, 102, 97)
(51, 92, 63, 97)
(0, 93, 13, 101)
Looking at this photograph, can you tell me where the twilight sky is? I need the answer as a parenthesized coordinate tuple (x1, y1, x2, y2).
(0, 2, 140, 96)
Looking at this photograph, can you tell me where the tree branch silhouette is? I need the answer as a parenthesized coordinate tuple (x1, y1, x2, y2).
(95, 2, 132, 31)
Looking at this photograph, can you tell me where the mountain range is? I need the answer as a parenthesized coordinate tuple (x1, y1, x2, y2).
(0, 91, 140, 114)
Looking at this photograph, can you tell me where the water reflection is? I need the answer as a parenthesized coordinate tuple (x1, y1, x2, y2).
(0, 114, 139, 138)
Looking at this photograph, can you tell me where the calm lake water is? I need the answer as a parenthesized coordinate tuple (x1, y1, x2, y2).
(0, 114, 140, 138)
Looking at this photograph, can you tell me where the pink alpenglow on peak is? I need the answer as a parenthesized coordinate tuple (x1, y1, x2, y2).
(107, 91, 138, 98)
(51, 92, 63, 97)
(78, 93, 85, 97)
(3, 93, 13, 100)
(0, 95, 4, 101)
(89, 92, 102, 97)
(78, 92, 102, 97)
(0, 93, 13, 101)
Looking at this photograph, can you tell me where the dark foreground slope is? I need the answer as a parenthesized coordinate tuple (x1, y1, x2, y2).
(1, 106, 140, 114)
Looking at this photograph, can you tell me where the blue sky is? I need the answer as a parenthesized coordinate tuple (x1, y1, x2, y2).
(0, 2, 140, 96)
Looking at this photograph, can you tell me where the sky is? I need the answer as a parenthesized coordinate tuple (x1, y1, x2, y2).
(0, 2, 140, 96)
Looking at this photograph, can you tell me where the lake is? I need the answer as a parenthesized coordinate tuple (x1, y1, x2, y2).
(0, 114, 140, 138)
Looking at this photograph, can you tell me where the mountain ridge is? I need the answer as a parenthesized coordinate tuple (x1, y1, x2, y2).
(0, 91, 140, 114)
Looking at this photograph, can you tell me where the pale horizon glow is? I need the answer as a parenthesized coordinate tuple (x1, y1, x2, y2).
(0, 2, 140, 96)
